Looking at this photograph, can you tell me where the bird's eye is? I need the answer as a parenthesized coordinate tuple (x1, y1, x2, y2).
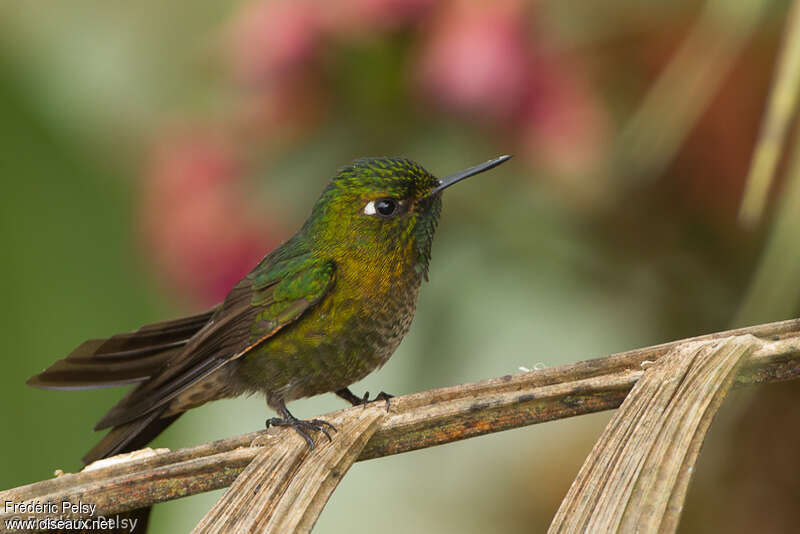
(376, 198, 397, 216)
(364, 197, 402, 218)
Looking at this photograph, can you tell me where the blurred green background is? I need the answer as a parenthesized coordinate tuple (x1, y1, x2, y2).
(3, 0, 800, 532)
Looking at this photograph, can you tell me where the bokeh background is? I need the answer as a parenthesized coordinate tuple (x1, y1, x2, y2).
(3, 0, 800, 532)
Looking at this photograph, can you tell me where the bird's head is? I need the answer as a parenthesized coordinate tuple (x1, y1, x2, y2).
(304, 155, 511, 279)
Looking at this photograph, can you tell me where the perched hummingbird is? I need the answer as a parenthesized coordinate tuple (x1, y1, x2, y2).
(28, 155, 511, 462)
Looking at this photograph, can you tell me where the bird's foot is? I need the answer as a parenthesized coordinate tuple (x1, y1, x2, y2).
(265, 414, 337, 451)
(336, 388, 393, 411)
(370, 391, 394, 411)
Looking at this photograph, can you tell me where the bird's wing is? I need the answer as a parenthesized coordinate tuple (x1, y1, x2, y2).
(94, 256, 336, 429)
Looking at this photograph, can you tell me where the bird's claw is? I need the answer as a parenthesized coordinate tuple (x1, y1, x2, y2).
(360, 391, 394, 411)
(265, 416, 337, 450)
(336, 387, 394, 411)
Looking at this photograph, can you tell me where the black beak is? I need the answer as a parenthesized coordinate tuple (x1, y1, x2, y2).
(426, 155, 512, 198)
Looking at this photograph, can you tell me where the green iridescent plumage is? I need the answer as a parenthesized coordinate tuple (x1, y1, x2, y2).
(237, 157, 443, 411)
(28, 155, 510, 460)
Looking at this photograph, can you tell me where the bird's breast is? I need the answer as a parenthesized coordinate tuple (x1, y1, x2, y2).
(327, 258, 423, 365)
(238, 257, 424, 401)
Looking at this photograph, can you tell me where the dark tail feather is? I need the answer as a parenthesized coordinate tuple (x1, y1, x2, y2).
(79, 408, 184, 534)
(37, 311, 212, 533)
(82, 410, 182, 464)
(26, 347, 183, 389)
(27, 309, 214, 389)
(50, 412, 183, 534)
(43, 408, 185, 533)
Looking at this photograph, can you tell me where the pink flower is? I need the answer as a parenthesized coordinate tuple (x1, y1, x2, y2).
(230, 0, 322, 87)
(415, 0, 531, 121)
(518, 51, 608, 177)
(325, 0, 435, 33)
(141, 129, 282, 305)
(237, 75, 325, 143)
(356, 0, 434, 27)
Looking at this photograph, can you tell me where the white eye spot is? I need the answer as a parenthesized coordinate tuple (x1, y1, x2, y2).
(363, 200, 377, 215)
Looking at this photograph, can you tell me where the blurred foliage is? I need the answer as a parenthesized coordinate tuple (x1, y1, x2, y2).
(2, 1, 800, 533)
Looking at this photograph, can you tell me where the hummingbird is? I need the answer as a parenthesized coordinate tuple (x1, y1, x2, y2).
(28, 155, 511, 462)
